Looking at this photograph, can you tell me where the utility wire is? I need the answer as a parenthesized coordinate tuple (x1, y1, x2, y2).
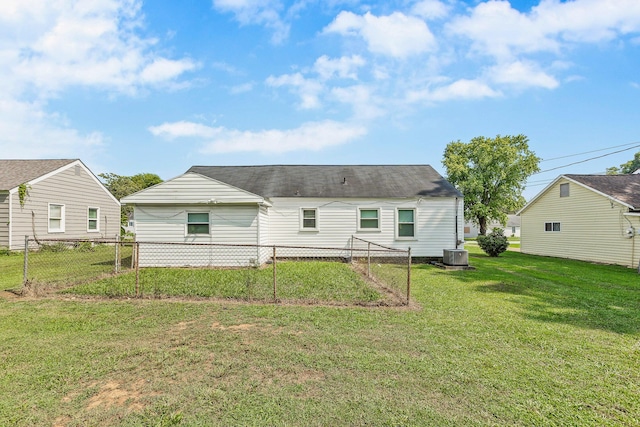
(540, 141, 640, 163)
(532, 143, 640, 175)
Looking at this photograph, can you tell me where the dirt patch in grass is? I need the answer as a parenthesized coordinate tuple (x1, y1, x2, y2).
(85, 379, 148, 411)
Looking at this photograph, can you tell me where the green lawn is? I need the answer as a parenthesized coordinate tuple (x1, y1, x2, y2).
(1, 247, 639, 426)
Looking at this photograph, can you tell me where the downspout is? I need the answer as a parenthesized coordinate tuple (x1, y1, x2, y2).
(256, 204, 261, 265)
(455, 197, 460, 249)
(8, 192, 13, 250)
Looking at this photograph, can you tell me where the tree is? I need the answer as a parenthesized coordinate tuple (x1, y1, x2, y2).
(99, 173, 163, 224)
(443, 134, 540, 235)
(606, 150, 640, 175)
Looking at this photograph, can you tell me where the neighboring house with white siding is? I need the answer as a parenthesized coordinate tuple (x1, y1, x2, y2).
(122, 165, 464, 266)
(0, 159, 121, 250)
(518, 174, 640, 268)
(464, 214, 521, 239)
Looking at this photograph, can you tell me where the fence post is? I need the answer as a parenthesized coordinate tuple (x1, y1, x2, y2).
(135, 242, 140, 297)
(406, 247, 412, 305)
(350, 236, 354, 263)
(367, 241, 371, 277)
(23, 235, 29, 285)
(114, 234, 120, 274)
(272, 246, 277, 302)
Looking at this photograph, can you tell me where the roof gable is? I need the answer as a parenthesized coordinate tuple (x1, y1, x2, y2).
(0, 159, 76, 191)
(121, 172, 266, 204)
(519, 173, 640, 214)
(186, 165, 462, 198)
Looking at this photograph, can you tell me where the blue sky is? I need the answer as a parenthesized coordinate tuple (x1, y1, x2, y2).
(2, 0, 639, 200)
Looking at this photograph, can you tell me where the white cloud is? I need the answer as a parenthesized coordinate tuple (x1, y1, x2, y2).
(407, 79, 501, 103)
(0, 0, 196, 159)
(212, 0, 289, 44)
(488, 60, 559, 89)
(149, 121, 223, 139)
(203, 120, 367, 153)
(266, 72, 324, 109)
(324, 11, 436, 58)
(314, 55, 365, 80)
(0, 98, 104, 160)
(449, 0, 640, 59)
(331, 85, 384, 120)
(151, 119, 367, 154)
(411, 0, 451, 20)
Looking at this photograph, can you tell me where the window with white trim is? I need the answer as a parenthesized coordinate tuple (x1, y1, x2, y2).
(87, 207, 100, 232)
(48, 204, 65, 233)
(187, 212, 210, 235)
(397, 208, 415, 238)
(300, 208, 317, 230)
(560, 183, 569, 197)
(358, 208, 380, 231)
(544, 222, 561, 232)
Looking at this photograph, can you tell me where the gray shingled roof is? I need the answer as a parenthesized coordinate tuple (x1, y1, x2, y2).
(187, 165, 462, 198)
(566, 174, 640, 209)
(0, 159, 77, 191)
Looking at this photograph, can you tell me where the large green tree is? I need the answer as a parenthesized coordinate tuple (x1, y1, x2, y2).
(443, 134, 540, 235)
(606, 151, 640, 175)
(99, 172, 163, 224)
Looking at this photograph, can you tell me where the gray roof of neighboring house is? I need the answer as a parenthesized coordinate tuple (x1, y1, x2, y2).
(0, 159, 77, 191)
(565, 174, 640, 209)
(187, 165, 462, 198)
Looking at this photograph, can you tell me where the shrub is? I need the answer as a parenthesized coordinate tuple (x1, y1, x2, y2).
(40, 242, 69, 253)
(477, 228, 509, 257)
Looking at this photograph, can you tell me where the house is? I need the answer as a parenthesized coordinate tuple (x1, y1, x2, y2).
(0, 159, 121, 250)
(518, 174, 640, 268)
(464, 214, 521, 239)
(121, 165, 464, 266)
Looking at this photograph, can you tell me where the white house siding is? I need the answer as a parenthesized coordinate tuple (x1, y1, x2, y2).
(257, 205, 270, 264)
(520, 178, 639, 267)
(124, 173, 264, 205)
(9, 164, 120, 250)
(133, 204, 260, 267)
(0, 194, 9, 248)
(267, 197, 463, 258)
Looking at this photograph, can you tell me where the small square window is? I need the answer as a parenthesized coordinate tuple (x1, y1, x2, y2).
(88, 207, 99, 232)
(187, 212, 210, 234)
(301, 208, 317, 230)
(397, 209, 415, 238)
(544, 222, 561, 232)
(560, 183, 569, 197)
(359, 209, 380, 230)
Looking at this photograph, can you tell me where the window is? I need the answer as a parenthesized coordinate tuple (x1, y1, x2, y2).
(358, 208, 380, 230)
(300, 208, 317, 230)
(560, 183, 570, 197)
(48, 204, 65, 233)
(397, 209, 415, 238)
(545, 222, 561, 232)
(187, 212, 210, 234)
(87, 207, 100, 232)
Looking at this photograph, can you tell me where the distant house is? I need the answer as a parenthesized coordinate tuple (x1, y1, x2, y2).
(0, 159, 121, 250)
(518, 174, 640, 267)
(122, 165, 464, 266)
(464, 214, 521, 239)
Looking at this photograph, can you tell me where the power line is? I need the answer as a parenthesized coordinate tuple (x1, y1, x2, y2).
(540, 141, 640, 163)
(532, 144, 640, 175)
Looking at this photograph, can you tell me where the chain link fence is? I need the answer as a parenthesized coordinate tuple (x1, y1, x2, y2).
(21, 237, 411, 305)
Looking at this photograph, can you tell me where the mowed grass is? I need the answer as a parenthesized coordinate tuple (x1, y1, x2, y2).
(67, 261, 384, 304)
(0, 247, 639, 426)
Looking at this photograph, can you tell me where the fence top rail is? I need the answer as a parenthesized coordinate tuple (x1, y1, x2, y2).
(134, 240, 409, 254)
(351, 235, 406, 252)
(28, 238, 122, 244)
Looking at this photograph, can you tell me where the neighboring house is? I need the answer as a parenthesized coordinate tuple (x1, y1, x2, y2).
(518, 174, 640, 268)
(464, 214, 521, 239)
(0, 159, 121, 250)
(122, 165, 464, 266)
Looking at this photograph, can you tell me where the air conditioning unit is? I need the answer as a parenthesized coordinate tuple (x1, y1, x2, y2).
(443, 249, 469, 266)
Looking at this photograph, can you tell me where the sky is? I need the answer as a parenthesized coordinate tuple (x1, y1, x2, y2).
(1, 0, 639, 201)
